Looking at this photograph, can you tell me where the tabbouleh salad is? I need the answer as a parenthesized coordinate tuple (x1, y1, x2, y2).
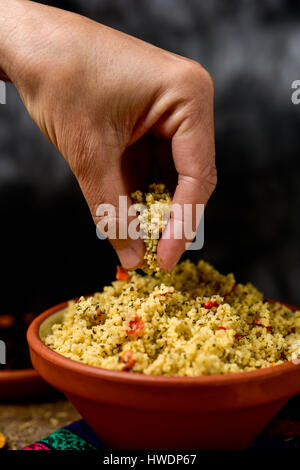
(131, 183, 172, 274)
(44, 184, 300, 376)
(45, 260, 300, 376)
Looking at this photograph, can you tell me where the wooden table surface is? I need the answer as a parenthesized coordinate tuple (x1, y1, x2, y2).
(0, 396, 80, 450)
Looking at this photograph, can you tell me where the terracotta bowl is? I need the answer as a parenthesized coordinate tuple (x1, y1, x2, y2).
(0, 369, 53, 400)
(27, 300, 300, 450)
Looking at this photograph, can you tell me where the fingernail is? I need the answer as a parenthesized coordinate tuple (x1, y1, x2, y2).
(117, 247, 143, 270)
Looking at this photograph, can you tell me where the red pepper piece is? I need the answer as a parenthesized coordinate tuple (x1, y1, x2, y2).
(217, 327, 226, 331)
(96, 308, 105, 320)
(203, 300, 219, 309)
(253, 319, 273, 333)
(153, 291, 173, 299)
(116, 266, 130, 281)
(120, 350, 136, 371)
(126, 315, 145, 336)
(234, 333, 248, 339)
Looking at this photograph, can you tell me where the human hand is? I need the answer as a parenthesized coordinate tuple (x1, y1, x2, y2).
(0, 0, 216, 271)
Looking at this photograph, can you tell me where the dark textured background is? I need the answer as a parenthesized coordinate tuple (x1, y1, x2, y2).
(0, 0, 300, 343)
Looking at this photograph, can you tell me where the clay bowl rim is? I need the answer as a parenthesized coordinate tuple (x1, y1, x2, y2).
(0, 368, 40, 383)
(27, 298, 300, 388)
(0, 367, 38, 385)
(0, 366, 53, 400)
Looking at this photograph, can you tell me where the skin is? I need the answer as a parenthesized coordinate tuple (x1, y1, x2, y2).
(0, 0, 216, 272)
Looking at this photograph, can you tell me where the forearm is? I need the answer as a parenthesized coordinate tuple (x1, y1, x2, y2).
(0, 0, 29, 81)
(0, 0, 109, 87)
(0, 0, 67, 85)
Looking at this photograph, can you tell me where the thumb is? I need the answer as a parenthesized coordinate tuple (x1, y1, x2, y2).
(157, 91, 216, 272)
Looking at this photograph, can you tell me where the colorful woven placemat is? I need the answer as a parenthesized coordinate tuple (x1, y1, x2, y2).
(23, 395, 300, 450)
